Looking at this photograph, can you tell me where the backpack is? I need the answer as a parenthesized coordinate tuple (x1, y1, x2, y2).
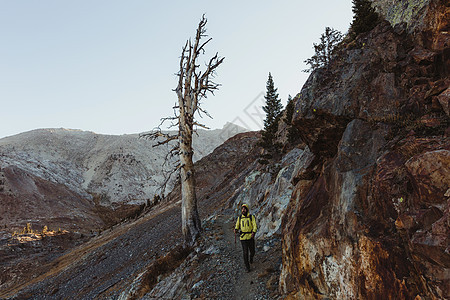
(238, 214, 255, 235)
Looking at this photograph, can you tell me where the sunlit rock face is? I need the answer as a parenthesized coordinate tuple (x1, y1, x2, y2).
(280, 1, 449, 298)
(281, 123, 449, 299)
(371, 0, 450, 51)
(229, 147, 314, 239)
(372, 0, 433, 30)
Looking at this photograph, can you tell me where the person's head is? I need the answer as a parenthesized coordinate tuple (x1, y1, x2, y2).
(241, 204, 249, 216)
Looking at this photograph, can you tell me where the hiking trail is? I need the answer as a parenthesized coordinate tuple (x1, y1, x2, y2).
(194, 211, 282, 299)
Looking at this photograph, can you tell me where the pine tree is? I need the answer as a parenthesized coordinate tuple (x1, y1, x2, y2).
(260, 73, 283, 153)
(303, 27, 343, 73)
(350, 0, 379, 37)
(284, 95, 294, 124)
(284, 95, 299, 144)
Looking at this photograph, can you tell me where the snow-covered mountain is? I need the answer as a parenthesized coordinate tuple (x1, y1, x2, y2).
(0, 123, 247, 230)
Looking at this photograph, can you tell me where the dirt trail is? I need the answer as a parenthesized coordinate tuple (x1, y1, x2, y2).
(210, 211, 280, 300)
(220, 215, 260, 299)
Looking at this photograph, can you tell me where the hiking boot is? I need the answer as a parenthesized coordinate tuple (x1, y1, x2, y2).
(246, 267, 251, 273)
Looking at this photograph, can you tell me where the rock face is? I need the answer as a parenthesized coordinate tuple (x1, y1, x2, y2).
(0, 124, 247, 232)
(372, 0, 449, 36)
(280, 1, 449, 299)
(371, 0, 450, 55)
(227, 147, 315, 239)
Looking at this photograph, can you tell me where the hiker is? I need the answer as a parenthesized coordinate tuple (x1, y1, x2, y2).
(234, 203, 257, 272)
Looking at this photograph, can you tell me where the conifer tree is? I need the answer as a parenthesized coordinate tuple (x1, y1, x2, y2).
(284, 95, 294, 124)
(260, 73, 283, 153)
(350, 0, 379, 36)
(303, 27, 343, 73)
(284, 95, 299, 144)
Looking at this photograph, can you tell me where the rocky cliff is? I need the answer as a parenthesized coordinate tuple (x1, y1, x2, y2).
(278, 0, 449, 298)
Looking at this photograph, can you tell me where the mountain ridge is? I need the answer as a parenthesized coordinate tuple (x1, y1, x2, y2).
(0, 124, 248, 233)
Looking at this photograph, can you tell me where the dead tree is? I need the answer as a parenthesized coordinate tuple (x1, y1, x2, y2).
(141, 15, 224, 246)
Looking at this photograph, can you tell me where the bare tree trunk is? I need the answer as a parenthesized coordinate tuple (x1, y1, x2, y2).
(141, 15, 223, 247)
(179, 100, 201, 245)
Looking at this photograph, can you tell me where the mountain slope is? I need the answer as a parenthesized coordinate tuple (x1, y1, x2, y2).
(1, 131, 263, 299)
(0, 124, 247, 232)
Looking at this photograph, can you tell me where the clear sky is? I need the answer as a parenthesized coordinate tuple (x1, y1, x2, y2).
(0, 1, 353, 139)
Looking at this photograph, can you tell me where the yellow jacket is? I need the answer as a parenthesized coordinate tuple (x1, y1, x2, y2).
(235, 213, 257, 240)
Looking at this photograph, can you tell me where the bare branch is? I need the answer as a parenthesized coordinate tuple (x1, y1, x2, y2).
(139, 129, 179, 147)
(193, 122, 210, 130)
(197, 37, 212, 56)
(153, 136, 178, 147)
(164, 146, 180, 164)
(158, 162, 181, 196)
(197, 106, 213, 119)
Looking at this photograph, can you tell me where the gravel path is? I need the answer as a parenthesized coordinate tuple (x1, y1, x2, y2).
(184, 210, 282, 300)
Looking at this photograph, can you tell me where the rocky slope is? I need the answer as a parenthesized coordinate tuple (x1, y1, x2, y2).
(1, 131, 269, 299)
(0, 123, 246, 232)
(278, 0, 449, 298)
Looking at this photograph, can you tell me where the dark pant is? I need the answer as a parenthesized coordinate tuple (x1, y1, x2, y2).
(240, 238, 255, 271)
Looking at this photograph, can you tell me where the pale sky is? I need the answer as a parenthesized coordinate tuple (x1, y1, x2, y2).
(0, 1, 353, 139)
